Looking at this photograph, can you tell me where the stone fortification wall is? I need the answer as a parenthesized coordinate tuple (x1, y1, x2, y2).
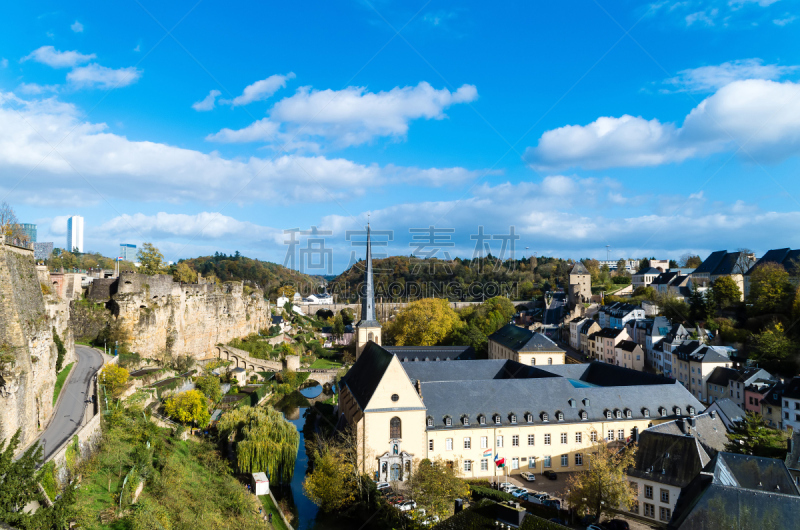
(94, 273, 269, 360)
(0, 244, 64, 448)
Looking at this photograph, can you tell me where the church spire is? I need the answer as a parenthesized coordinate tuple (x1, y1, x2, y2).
(361, 222, 376, 322)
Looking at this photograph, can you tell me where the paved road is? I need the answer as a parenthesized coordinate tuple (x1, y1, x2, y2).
(37, 345, 104, 461)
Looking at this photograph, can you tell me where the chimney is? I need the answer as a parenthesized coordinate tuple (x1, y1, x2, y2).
(415, 379, 422, 399)
(710, 410, 716, 419)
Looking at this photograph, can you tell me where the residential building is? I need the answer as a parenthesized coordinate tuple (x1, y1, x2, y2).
(783, 377, 800, 432)
(651, 271, 692, 300)
(786, 430, 800, 488)
(649, 259, 670, 272)
(18, 223, 36, 242)
(632, 267, 663, 289)
(726, 367, 774, 409)
(488, 324, 565, 366)
(760, 381, 785, 429)
(598, 302, 645, 329)
(119, 243, 137, 261)
(338, 345, 704, 482)
(319, 324, 355, 347)
(669, 452, 800, 529)
(33, 241, 53, 261)
(578, 319, 601, 356)
(646, 317, 670, 366)
(568, 261, 591, 307)
(691, 250, 756, 301)
(624, 318, 651, 351)
(705, 367, 739, 404)
(743, 247, 800, 298)
(615, 340, 644, 371)
(704, 398, 745, 430)
(592, 327, 630, 364)
(745, 378, 778, 414)
(673, 342, 732, 403)
(66, 215, 84, 253)
(569, 317, 588, 351)
(598, 259, 639, 272)
(625, 412, 728, 523)
(303, 292, 333, 304)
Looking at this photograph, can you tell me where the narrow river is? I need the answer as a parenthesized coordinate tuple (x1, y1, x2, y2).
(281, 384, 321, 530)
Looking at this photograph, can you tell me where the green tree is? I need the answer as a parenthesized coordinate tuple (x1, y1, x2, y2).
(303, 445, 358, 512)
(100, 364, 130, 398)
(217, 406, 299, 481)
(164, 389, 211, 427)
(566, 442, 637, 522)
(173, 261, 197, 283)
(681, 254, 703, 268)
(638, 258, 651, 270)
(0, 430, 43, 528)
(669, 259, 680, 268)
(749, 322, 797, 374)
(386, 298, 463, 346)
(659, 295, 691, 323)
(748, 262, 793, 315)
(409, 457, 470, 520)
(331, 313, 346, 340)
(131, 498, 173, 530)
(277, 285, 295, 298)
(137, 242, 165, 275)
(711, 276, 742, 309)
(616, 258, 627, 272)
(689, 286, 713, 323)
(724, 411, 790, 459)
(195, 374, 222, 403)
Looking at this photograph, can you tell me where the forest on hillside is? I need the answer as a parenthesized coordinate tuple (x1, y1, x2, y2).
(327, 255, 575, 302)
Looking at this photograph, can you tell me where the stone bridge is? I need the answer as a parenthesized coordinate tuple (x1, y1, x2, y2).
(215, 345, 282, 372)
(297, 369, 339, 387)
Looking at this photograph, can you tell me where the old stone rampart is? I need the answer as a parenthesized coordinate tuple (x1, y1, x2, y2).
(87, 272, 270, 360)
(0, 243, 71, 448)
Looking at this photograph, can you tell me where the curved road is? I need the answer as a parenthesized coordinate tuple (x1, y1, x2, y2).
(37, 345, 104, 461)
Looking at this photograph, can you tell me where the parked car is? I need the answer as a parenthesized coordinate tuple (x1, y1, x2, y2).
(543, 499, 562, 509)
(397, 500, 417, 512)
(602, 520, 630, 530)
(520, 472, 536, 482)
(529, 493, 551, 504)
(375, 482, 391, 491)
(387, 494, 405, 505)
(511, 488, 529, 498)
(498, 482, 514, 491)
(543, 470, 558, 480)
(420, 515, 440, 526)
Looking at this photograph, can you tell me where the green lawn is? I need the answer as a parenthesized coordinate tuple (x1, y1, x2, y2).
(52, 362, 74, 406)
(309, 358, 342, 370)
(259, 494, 290, 530)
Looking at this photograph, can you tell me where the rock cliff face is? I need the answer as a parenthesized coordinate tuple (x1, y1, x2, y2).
(90, 272, 269, 359)
(0, 243, 74, 448)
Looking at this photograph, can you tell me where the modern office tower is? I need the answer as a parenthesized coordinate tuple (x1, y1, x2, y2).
(18, 223, 37, 242)
(120, 243, 137, 261)
(66, 215, 84, 253)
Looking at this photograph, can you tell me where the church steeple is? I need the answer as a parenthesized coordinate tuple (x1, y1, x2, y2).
(361, 223, 376, 322)
(356, 220, 381, 359)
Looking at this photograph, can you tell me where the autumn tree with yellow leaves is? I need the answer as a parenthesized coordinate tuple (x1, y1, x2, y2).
(566, 442, 637, 522)
(385, 298, 462, 346)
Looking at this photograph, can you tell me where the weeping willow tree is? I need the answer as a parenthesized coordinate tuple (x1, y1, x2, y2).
(218, 406, 299, 482)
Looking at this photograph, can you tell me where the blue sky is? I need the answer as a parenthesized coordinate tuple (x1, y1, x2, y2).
(2, 0, 800, 272)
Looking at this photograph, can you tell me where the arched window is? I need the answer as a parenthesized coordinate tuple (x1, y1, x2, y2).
(390, 417, 401, 439)
(368, 332, 374, 341)
(548, 357, 553, 365)
(427, 416, 433, 427)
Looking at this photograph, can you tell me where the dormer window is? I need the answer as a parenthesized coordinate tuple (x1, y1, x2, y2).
(583, 398, 591, 407)
(494, 415, 501, 425)
(463, 416, 470, 426)
(580, 411, 588, 420)
(556, 411, 564, 421)
(445, 417, 452, 427)
(660, 407, 667, 417)
(643, 408, 650, 418)
(615, 410, 622, 419)
(427, 416, 433, 427)
(542, 412, 549, 422)
(674, 406, 681, 415)
(626, 409, 632, 419)
(606, 410, 612, 420)
(510, 414, 517, 424)
(526, 413, 533, 423)
(568, 398, 576, 408)
(688, 406, 695, 415)
(479, 415, 486, 425)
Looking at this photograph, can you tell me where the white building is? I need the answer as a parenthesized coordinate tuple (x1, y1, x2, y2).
(783, 377, 800, 432)
(66, 215, 84, 253)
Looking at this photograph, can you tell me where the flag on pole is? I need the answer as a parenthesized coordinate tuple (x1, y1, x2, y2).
(494, 453, 505, 468)
(483, 449, 492, 457)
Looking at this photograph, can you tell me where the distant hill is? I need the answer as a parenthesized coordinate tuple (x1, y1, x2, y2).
(327, 255, 572, 302)
(181, 253, 322, 298)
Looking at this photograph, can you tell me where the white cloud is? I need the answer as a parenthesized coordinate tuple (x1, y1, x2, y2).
(49, 215, 70, 235)
(192, 89, 221, 111)
(221, 73, 295, 107)
(101, 212, 282, 241)
(210, 81, 478, 149)
(66, 63, 142, 89)
(133, 43, 141, 52)
(664, 58, 797, 92)
(525, 79, 800, 170)
(0, 91, 483, 206)
(17, 82, 60, 95)
(773, 13, 797, 25)
(0, 58, 7, 68)
(70, 20, 84, 33)
(685, 8, 718, 26)
(21, 45, 95, 68)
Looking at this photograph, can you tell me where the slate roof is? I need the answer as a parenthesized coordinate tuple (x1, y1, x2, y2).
(746, 247, 800, 275)
(693, 250, 729, 275)
(488, 324, 564, 353)
(651, 271, 679, 286)
(707, 367, 740, 386)
(628, 429, 711, 488)
(674, 343, 731, 364)
(570, 261, 590, 275)
(617, 340, 640, 352)
(383, 345, 476, 361)
(271, 315, 283, 324)
(760, 381, 786, 407)
(578, 320, 598, 334)
(705, 398, 745, 424)
(694, 250, 754, 276)
(338, 342, 394, 409)
(784, 376, 800, 400)
(595, 327, 626, 339)
(633, 267, 663, 276)
(670, 452, 800, 529)
(785, 430, 800, 472)
(648, 412, 729, 458)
